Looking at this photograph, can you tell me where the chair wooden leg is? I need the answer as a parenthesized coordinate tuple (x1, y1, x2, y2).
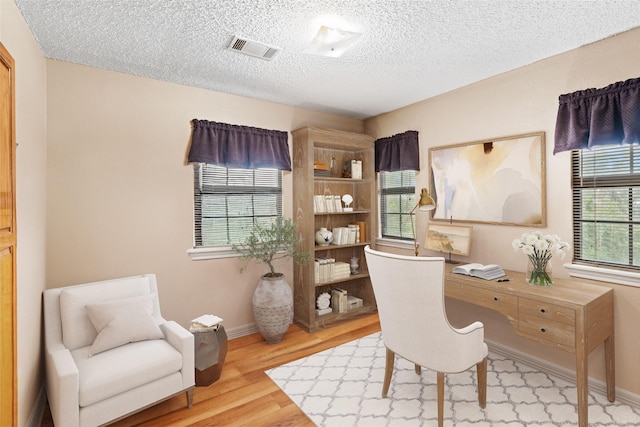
(186, 387, 194, 408)
(414, 363, 421, 374)
(477, 357, 487, 408)
(437, 371, 444, 427)
(382, 347, 395, 397)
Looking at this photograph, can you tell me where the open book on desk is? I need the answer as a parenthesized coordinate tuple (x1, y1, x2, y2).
(452, 263, 505, 280)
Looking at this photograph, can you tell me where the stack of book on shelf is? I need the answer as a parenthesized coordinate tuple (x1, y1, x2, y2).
(351, 221, 366, 242)
(315, 257, 334, 283)
(313, 160, 330, 177)
(452, 263, 506, 280)
(330, 288, 363, 313)
(331, 225, 359, 245)
(314, 258, 351, 283)
(331, 288, 347, 313)
(332, 262, 351, 280)
(343, 160, 362, 179)
(314, 194, 342, 213)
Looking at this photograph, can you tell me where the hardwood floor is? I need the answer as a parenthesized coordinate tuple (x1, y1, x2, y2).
(41, 314, 380, 426)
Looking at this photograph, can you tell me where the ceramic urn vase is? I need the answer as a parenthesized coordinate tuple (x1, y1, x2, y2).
(315, 227, 333, 246)
(252, 274, 293, 344)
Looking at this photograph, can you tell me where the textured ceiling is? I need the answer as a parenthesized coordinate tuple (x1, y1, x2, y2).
(14, 0, 640, 119)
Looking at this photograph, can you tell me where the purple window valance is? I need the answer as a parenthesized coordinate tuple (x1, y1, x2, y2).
(554, 77, 640, 154)
(188, 119, 292, 170)
(375, 130, 420, 172)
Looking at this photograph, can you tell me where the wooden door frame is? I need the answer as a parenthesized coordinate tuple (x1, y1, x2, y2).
(0, 41, 17, 427)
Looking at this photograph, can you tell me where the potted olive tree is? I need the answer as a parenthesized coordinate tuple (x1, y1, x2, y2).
(232, 217, 310, 343)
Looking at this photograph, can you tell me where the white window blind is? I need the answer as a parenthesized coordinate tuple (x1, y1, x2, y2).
(571, 145, 639, 270)
(194, 164, 282, 246)
(379, 170, 416, 240)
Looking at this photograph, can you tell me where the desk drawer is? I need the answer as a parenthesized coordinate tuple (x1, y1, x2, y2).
(519, 299, 575, 325)
(446, 282, 517, 321)
(518, 313, 575, 349)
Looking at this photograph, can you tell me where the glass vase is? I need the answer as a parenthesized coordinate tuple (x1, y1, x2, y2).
(527, 256, 553, 286)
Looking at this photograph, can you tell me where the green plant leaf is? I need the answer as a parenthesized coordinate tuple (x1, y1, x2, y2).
(231, 217, 310, 276)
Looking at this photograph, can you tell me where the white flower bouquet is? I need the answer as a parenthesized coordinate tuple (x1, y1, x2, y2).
(512, 232, 570, 286)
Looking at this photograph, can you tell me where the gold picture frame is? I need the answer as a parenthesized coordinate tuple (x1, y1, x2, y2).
(428, 132, 546, 227)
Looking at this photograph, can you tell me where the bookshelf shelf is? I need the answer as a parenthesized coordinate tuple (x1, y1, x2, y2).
(314, 242, 371, 252)
(314, 210, 370, 216)
(314, 177, 373, 183)
(313, 272, 370, 288)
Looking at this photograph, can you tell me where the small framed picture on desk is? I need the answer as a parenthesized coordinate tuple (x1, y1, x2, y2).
(424, 223, 472, 258)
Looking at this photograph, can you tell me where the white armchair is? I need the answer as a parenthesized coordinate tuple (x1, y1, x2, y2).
(364, 246, 488, 427)
(43, 274, 195, 427)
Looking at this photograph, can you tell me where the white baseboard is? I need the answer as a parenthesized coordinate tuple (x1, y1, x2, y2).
(27, 385, 47, 427)
(225, 323, 258, 340)
(487, 339, 640, 408)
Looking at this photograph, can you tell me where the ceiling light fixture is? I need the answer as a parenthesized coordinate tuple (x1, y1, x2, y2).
(304, 25, 362, 58)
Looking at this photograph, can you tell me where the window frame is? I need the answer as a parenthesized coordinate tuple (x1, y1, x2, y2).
(571, 145, 639, 272)
(378, 170, 417, 242)
(189, 163, 283, 258)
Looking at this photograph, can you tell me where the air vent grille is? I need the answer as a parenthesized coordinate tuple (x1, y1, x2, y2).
(263, 47, 280, 60)
(227, 36, 281, 61)
(231, 38, 246, 51)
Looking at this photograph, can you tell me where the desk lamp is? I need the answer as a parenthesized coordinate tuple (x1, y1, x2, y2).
(409, 188, 436, 256)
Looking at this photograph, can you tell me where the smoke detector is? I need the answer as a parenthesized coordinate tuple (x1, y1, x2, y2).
(227, 36, 281, 61)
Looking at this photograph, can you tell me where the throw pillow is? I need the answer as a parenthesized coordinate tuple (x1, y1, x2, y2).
(85, 294, 164, 356)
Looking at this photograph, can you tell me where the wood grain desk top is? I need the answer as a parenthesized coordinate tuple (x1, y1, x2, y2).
(445, 268, 612, 306)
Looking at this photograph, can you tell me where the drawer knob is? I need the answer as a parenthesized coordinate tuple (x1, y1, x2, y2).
(540, 308, 546, 313)
(540, 328, 547, 333)
(493, 296, 499, 301)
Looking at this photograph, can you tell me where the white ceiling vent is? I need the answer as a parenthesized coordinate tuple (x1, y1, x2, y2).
(227, 36, 281, 61)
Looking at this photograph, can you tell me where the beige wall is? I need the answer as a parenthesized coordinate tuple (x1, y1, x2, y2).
(366, 28, 640, 396)
(0, 0, 48, 425)
(46, 60, 364, 332)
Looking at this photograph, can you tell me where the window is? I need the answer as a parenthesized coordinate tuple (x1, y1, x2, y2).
(379, 170, 416, 240)
(571, 145, 639, 270)
(194, 163, 282, 246)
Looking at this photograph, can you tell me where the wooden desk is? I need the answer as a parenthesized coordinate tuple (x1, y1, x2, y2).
(445, 269, 614, 427)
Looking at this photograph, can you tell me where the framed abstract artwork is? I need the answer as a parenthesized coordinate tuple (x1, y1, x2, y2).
(428, 132, 546, 227)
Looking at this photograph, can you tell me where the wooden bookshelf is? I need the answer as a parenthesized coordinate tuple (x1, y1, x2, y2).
(292, 126, 377, 332)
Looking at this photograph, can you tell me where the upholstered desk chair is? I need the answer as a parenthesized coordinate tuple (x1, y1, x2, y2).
(43, 274, 195, 427)
(364, 246, 488, 427)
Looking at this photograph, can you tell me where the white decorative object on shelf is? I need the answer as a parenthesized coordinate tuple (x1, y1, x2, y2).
(342, 194, 354, 211)
(349, 256, 360, 275)
(347, 295, 363, 310)
(315, 227, 333, 246)
(316, 292, 331, 310)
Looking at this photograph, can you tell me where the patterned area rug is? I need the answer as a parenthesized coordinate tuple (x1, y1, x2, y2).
(266, 332, 640, 426)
